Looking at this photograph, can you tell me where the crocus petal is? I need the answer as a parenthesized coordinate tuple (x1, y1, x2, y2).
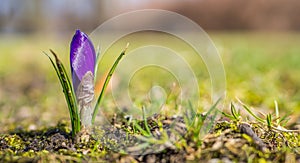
(70, 29, 96, 91)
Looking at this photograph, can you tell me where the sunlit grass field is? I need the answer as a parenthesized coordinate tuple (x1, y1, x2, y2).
(0, 32, 299, 130)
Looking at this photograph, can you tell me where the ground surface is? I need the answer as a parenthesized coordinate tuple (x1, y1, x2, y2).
(0, 114, 299, 162)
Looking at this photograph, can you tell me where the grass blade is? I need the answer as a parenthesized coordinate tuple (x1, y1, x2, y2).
(236, 97, 265, 123)
(274, 100, 280, 125)
(221, 111, 235, 120)
(92, 43, 129, 124)
(94, 45, 101, 81)
(199, 98, 220, 137)
(230, 102, 240, 121)
(46, 50, 81, 137)
(142, 106, 152, 135)
(266, 114, 272, 128)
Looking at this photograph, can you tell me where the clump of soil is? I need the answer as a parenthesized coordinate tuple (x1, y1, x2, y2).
(0, 114, 299, 162)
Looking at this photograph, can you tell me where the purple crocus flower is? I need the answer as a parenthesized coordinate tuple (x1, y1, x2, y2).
(70, 29, 96, 92)
(70, 29, 96, 127)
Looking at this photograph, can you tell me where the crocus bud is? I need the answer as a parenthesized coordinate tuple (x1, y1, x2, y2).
(70, 29, 96, 127)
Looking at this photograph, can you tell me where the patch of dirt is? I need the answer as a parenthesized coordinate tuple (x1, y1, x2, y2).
(0, 114, 299, 162)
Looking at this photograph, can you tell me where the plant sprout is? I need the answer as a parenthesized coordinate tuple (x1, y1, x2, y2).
(45, 29, 127, 137)
(70, 30, 96, 128)
(221, 98, 300, 133)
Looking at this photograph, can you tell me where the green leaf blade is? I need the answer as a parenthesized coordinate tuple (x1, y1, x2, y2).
(46, 50, 81, 137)
(92, 44, 128, 124)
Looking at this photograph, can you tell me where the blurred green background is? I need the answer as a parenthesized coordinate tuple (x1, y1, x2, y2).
(0, 0, 299, 129)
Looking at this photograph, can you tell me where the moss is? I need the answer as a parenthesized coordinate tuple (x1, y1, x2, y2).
(1, 134, 25, 153)
(0, 114, 299, 162)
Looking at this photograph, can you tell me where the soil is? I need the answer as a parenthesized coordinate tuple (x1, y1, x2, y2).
(0, 114, 299, 162)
